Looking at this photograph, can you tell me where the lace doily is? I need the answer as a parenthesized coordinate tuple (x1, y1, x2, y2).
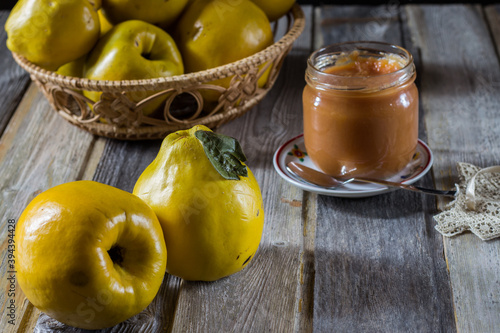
(434, 163, 500, 240)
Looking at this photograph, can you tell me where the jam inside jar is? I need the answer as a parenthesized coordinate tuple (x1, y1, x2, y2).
(302, 41, 419, 179)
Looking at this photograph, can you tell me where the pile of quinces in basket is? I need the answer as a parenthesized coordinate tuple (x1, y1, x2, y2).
(5, 0, 295, 115)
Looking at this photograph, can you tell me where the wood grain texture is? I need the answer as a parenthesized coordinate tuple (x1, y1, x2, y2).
(317, 5, 402, 46)
(311, 5, 455, 332)
(0, 11, 31, 136)
(485, 5, 500, 56)
(0, 84, 96, 332)
(406, 4, 500, 332)
(294, 191, 317, 332)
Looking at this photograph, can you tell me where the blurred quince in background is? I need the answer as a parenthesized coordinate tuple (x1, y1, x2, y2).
(251, 0, 296, 21)
(5, 0, 100, 71)
(101, 0, 189, 27)
(175, 0, 274, 104)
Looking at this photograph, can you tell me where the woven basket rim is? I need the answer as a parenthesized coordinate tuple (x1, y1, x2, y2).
(60, 91, 267, 140)
(12, 4, 306, 92)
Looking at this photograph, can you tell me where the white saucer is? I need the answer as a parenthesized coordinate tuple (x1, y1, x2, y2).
(273, 134, 434, 198)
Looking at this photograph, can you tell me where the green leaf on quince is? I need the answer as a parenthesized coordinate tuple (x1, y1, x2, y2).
(195, 130, 248, 180)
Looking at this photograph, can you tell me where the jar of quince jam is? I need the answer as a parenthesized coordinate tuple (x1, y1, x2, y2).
(303, 41, 419, 179)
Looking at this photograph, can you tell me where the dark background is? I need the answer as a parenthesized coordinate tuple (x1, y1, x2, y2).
(1, 0, 499, 10)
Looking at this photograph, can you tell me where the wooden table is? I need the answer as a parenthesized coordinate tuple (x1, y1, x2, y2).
(1, 4, 499, 332)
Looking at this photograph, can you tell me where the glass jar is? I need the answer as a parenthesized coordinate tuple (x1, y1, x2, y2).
(302, 41, 419, 179)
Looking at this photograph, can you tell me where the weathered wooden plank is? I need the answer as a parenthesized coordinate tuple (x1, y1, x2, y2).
(294, 191, 316, 332)
(407, 4, 500, 332)
(317, 5, 402, 46)
(485, 5, 500, 55)
(0, 11, 31, 136)
(92, 139, 162, 191)
(0, 84, 97, 332)
(311, 5, 455, 332)
(80, 137, 107, 181)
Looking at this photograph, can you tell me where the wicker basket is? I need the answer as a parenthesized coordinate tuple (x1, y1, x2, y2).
(11, 4, 305, 140)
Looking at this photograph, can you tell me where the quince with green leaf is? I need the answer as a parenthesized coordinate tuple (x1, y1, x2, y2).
(134, 125, 265, 281)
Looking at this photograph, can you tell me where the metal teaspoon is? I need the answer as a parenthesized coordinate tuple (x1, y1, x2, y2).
(286, 162, 457, 197)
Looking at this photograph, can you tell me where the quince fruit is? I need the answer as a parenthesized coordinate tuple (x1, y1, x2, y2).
(134, 125, 265, 281)
(56, 56, 86, 78)
(5, 0, 100, 71)
(101, 0, 189, 27)
(251, 0, 295, 21)
(175, 0, 273, 105)
(98, 9, 114, 36)
(88, 0, 102, 10)
(15, 181, 167, 330)
(83, 20, 183, 116)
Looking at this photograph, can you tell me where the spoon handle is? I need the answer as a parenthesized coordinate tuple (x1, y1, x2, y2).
(287, 162, 457, 197)
(353, 178, 457, 197)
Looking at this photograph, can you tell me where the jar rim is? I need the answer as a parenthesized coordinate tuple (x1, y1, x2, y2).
(306, 41, 416, 92)
(308, 41, 414, 78)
